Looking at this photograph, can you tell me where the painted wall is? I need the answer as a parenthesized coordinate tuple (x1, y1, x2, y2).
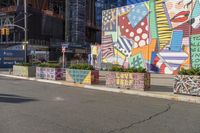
(101, 0, 200, 74)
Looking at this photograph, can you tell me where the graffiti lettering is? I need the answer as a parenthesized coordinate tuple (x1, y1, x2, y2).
(191, 35, 200, 68)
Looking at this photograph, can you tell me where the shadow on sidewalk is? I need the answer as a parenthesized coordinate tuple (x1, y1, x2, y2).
(150, 85, 173, 92)
(0, 94, 37, 104)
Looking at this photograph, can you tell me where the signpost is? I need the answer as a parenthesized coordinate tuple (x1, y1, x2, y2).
(62, 43, 69, 68)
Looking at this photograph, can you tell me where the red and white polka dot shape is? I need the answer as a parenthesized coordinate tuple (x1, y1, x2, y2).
(119, 14, 149, 48)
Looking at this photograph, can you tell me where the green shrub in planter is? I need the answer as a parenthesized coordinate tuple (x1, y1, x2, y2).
(178, 68, 200, 75)
(69, 64, 94, 70)
(15, 62, 32, 66)
(32, 62, 41, 66)
(37, 63, 60, 68)
(111, 65, 123, 72)
(48, 61, 58, 64)
(110, 65, 147, 73)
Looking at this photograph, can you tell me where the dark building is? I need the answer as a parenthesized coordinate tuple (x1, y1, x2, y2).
(95, 0, 128, 44)
(0, 0, 98, 62)
(0, 0, 146, 63)
(0, 0, 65, 61)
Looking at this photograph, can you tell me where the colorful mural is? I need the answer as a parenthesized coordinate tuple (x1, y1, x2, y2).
(101, 0, 200, 74)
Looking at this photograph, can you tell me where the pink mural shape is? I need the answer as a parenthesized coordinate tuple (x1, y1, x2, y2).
(118, 14, 149, 48)
(101, 35, 114, 59)
(175, 22, 200, 37)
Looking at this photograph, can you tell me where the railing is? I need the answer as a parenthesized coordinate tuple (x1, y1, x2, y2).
(0, 6, 17, 13)
(42, 10, 64, 20)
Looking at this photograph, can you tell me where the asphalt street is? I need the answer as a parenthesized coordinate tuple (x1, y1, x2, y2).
(0, 76, 199, 133)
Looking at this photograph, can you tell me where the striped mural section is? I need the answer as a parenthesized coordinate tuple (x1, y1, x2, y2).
(155, 0, 172, 49)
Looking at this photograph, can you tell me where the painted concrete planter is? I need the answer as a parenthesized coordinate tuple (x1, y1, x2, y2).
(36, 67, 64, 80)
(13, 65, 36, 77)
(174, 75, 200, 96)
(106, 72, 150, 91)
(66, 69, 99, 84)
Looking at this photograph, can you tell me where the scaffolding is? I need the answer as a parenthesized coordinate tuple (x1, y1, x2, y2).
(68, 0, 86, 44)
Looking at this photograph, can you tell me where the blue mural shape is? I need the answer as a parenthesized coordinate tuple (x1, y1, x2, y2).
(127, 0, 149, 5)
(127, 3, 148, 28)
(169, 30, 184, 52)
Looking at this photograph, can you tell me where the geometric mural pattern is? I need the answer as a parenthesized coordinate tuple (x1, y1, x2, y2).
(66, 69, 99, 84)
(101, 0, 200, 74)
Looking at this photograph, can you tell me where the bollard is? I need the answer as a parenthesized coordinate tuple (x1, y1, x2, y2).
(9, 69, 12, 75)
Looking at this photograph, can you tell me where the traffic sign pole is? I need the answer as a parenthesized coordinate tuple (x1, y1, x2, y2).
(62, 43, 69, 68)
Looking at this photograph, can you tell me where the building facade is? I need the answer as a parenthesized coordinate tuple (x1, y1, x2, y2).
(0, 0, 98, 62)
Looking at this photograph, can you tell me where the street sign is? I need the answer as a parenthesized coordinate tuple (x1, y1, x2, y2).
(62, 43, 69, 53)
(61, 43, 69, 68)
(62, 43, 69, 49)
(62, 47, 66, 53)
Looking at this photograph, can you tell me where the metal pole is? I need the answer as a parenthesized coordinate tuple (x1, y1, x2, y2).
(65, 0, 69, 67)
(24, 0, 28, 63)
(63, 51, 65, 68)
(65, 0, 69, 42)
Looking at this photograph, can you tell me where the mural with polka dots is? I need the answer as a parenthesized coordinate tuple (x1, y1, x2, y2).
(101, 0, 200, 74)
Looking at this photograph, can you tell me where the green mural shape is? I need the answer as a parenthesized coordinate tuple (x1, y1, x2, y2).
(149, 0, 158, 39)
(192, 0, 200, 19)
(67, 69, 89, 83)
(128, 53, 145, 68)
(191, 34, 200, 68)
(105, 32, 118, 42)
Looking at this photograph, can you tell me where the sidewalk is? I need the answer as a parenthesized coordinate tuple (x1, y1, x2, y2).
(0, 71, 200, 104)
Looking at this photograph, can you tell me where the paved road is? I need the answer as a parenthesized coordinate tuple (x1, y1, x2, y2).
(0, 76, 199, 133)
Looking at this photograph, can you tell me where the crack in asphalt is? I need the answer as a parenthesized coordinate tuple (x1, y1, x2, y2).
(107, 103, 172, 133)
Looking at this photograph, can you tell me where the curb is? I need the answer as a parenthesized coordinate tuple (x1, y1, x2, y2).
(0, 74, 63, 85)
(84, 85, 200, 104)
(0, 73, 200, 104)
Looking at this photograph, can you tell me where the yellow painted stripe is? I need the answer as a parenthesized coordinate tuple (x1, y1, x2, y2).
(114, 48, 126, 60)
(155, 0, 172, 49)
(144, 2, 150, 10)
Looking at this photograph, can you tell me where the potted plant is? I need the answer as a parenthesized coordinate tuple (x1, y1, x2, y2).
(66, 64, 99, 84)
(13, 63, 36, 77)
(106, 65, 150, 91)
(174, 68, 200, 96)
(36, 63, 64, 80)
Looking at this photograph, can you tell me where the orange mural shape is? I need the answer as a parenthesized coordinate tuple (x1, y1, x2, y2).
(131, 39, 157, 61)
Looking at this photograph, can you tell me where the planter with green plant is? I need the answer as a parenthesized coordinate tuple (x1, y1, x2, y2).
(174, 68, 200, 96)
(36, 63, 64, 80)
(106, 65, 150, 91)
(13, 63, 36, 77)
(66, 64, 99, 84)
